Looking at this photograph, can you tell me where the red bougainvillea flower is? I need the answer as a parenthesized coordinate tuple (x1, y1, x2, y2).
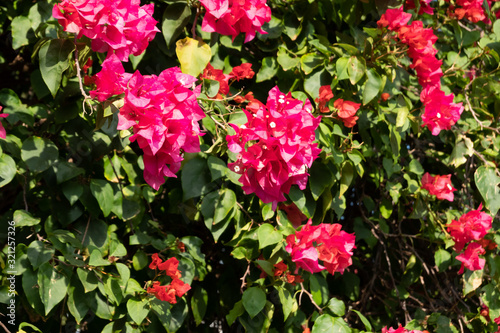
(147, 254, 191, 304)
(447, 204, 493, 252)
(200, 63, 231, 97)
(200, 0, 272, 43)
(377, 7, 412, 31)
(285, 220, 355, 275)
(0, 106, 8, 139)
(52, 0, 159, 61)
(421, 172, 456, 201)
(382, 325, 424, 333)
(447, 0, 490, 23)
(334, 99, 360, 128)
(405, 0, 434, 15)
(279, 202, 307, 228)
(315, 85, 334, 113)
(456, 242, 486, 274)
(230, 63, 255, 81)
(226, 86, 321, 209)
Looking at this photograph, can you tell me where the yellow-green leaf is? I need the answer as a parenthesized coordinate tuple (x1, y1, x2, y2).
(176, 37, 212, 77)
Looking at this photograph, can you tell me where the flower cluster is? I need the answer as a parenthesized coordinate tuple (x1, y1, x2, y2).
(445, 0, 491, 23)
(447, 204, 494, 273)
(378, 7, 464, 135)
(315, 85, 361, 127)
(52, 0, 159, 61)
(263, 261, 304, 285)
(90, 54, 206, 190)
(285, 220, 355, 275)
(226, 86, 321, 209)
(200, 0, 272, 43)
(0, 106, 7, 139)
(147, 254, 191, 304)
(420, 172, 456, 201)
(405, 0, 434, 15)
(382, 325, 424, 333)
(200, 62, 255, 99)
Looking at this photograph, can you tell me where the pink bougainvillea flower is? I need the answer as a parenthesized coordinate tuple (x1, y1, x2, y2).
(377, 6, 412, 31)
(405, 0, 434, 15)
(315, 85, 334, 113)
(334, 99, 360, 128)
(200, 0, 272, 43)
(230, 63, 255, 81)
(53, 0, 159, 61)
(89, 54, 131, 101)
(456, 242, 486, 274)
(285, 220, 355, 275)
(447, 204, 493, 252)
(421, 172, 456, 201)
(227, 86, 321, 209)
(382, 325, 424, 333)
(0, 106, 8, 139)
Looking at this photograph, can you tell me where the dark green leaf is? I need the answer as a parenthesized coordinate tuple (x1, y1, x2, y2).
(127, 298, 150, 325)
(21, 136, 59, 173)
(27, 241, 54, 270)
(191, 286, 208, 326)
(38, 263, 69, 315)
(162, 4, 192, 47)
(38, 38, 74, 97)
(474, 166, 500, 216)
(0, 153, 16, 187)
(242, 287, 267, 318)
(90, 179, 114, 217)
(257, 223, 283, 249)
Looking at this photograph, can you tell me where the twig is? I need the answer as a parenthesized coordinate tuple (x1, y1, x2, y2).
(191, 6, 201, 38)
(0, 321, 12, 333)
(77, 216, 91, 254)
(23, 173, 28, 212)
(73, 37, 95, 114)
(298, 283, 323, 314)
(240, 261, 251, 293)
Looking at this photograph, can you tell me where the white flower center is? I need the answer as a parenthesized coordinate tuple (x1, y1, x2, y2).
(240, 124, 247, 129)
(447, 184, 453, 190)
(436, 112, 441, 119)
(269, 121, 276, 128)
(234, 166, 240, 172)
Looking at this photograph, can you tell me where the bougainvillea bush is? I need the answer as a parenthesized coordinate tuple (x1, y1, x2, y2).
(2, 0, 500, 332)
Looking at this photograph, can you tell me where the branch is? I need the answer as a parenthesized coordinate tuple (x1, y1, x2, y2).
(299, 283, 323, 314)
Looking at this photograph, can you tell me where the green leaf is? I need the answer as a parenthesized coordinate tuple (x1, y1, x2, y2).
(11, 16, 31, 49)
(133, 250, 149, 271)
(408, 159, 424, 175)
(0, 153, 16, 187)
(27, 241, 54, 270)
(226, 300, 245, 326)
(351, 309, 373, 331)
(38, 38, 74, 97)
(21, 136, 59, 173)
(242, 287, 267, 318)
(277, 46, 300, 71)
(77, 268, 99, 293)
(162, 4, 192, 47)
(463, 269, 483, 295)
(326, 297, 345, 316)
(213, 189, 236, 224)
(13, 210, 41, 227)
(62, 182, 84, 206)
(90, 179, 114, 217)
(339, 161, 354, 198)
(182, 156, 216, 200)
(256, 57, 278, 82)
(434, 249, 451, 272)
(347, 56, 366, 85)
(38, 262, 69, 315)
(304, 68, 331, 100)
(89, 249, 111, 267)
(261, 201, 275, 220)
(67, 276, 90, 324)
(310, 274, 329, 306)
(277, 286, 295, 321)
(205, 79, 220, 98)
(309, 162, 334, 200)
(191, 286, 208, 326)
(474, 166, 500, 217)
(313, 314, 352, 333)
(53, 160, 84, 184)
(482, 283, 500, 320)
(127, 298, 150, 325)
(22, 267, 44, 314)
(301, 53, 325, 75)
(336, 57, 349, 81)
(362, 69, 383, 104)
(176, 37, 211, 77)
(258, 223, 283, 249)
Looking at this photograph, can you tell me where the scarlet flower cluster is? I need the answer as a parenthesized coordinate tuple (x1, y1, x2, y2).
(200, 62, 255, 99)
(420, 172, 456, 202)
(404, 0, 434, 15)
(147, 254, 191, 304)
(382, 325, 424, 333)
(90, 54, 205, 190)
(269, 261, 304, 285)
(199, 0, 272, 43)
(52, 0, 159, 61)
(315, 86, 361, 127)
(0, 106, 7, 139)
(378, 7, 464, 136)
(445, 0, 492, 23)
(285, 220, 355, 275)
(226, 86, 321, 209)
(447, 204, 493, 273)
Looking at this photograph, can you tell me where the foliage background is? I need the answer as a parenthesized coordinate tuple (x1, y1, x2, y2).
(1, 0, 500, 332)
